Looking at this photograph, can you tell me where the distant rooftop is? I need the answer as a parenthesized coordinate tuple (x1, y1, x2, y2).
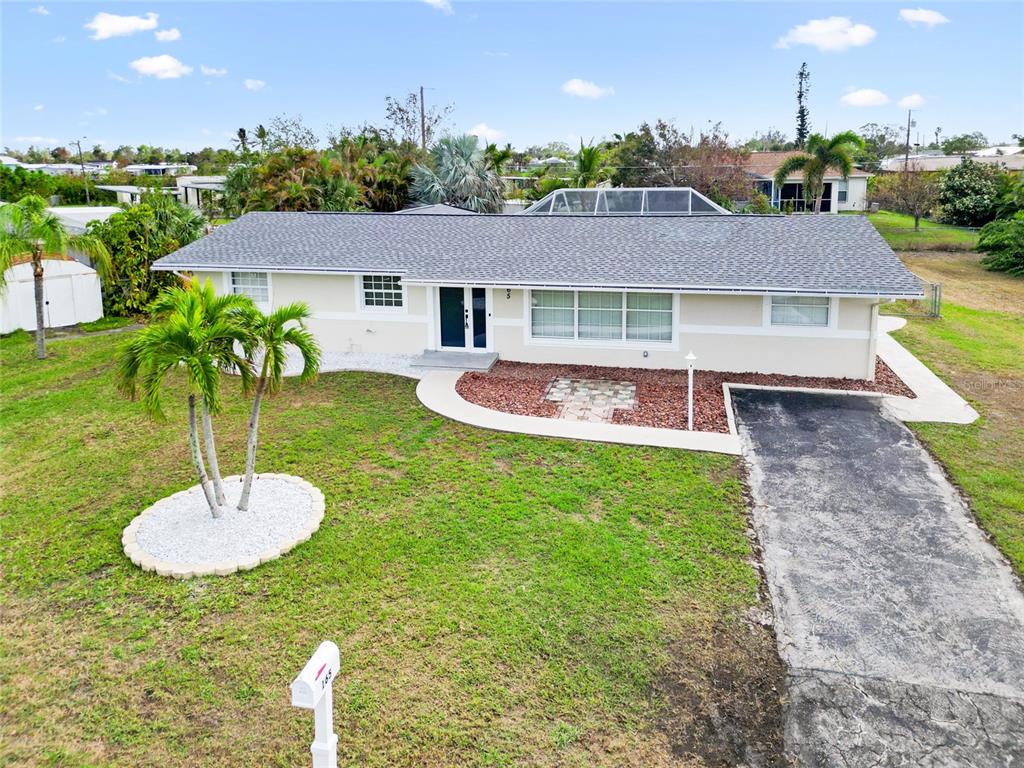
(522, 187, 730, 216)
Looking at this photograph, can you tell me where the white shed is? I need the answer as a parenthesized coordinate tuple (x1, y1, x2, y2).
(1, 258, 104, 333)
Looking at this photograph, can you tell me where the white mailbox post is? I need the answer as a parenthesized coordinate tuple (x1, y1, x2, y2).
(685, 350, 697, 431)
(291, 641, 340, 768)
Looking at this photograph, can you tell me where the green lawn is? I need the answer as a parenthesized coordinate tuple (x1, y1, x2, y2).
(893, 293, 1024, 573)
(863, 210, 979, 251)
(0, 332, 782, 767)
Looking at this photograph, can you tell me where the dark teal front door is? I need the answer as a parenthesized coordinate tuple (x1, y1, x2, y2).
(439, 287, 466, 348)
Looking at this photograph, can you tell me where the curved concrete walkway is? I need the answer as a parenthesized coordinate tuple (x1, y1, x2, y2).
(415, 370, 741, 454)
(876, 315, 979, 424)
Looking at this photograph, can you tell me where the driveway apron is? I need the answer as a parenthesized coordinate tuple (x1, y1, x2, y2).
(731, 389, 1024, 767)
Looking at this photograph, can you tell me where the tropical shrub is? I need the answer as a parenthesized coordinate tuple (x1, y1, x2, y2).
(937, 159, 1001, 227)
(88, 202, 201, 316)
(411, 135, 504, 213)
(742, 190, 777, 214)
(977, 212, 1024, 276)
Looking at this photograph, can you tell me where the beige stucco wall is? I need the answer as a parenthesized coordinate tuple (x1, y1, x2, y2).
(189, 271, 878, 379)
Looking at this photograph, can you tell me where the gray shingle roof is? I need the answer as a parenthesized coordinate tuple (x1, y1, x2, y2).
(152, 211, 923, 297)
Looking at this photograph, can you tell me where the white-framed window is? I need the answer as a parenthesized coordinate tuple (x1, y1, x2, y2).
(530, 289, 673, 342)
(837, 179, 848, 204)
(231, 271, 269, 304)
(770, 296, 830, 327)
(362, 275, 403, 308)
(530, 290, 575, 338)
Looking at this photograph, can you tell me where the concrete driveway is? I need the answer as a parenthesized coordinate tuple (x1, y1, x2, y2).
(731, 389, 1024, 767)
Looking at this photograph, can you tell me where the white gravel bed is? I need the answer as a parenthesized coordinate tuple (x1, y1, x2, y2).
(123, 474, 324, 578)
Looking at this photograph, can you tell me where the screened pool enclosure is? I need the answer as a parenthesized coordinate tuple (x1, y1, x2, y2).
(522, 187, 731, 216)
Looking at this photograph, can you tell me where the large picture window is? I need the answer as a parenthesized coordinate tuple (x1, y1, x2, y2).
(231, 271, 269, 304)
(770, 296, 830, 327)
(362, 275, 403, 308)
(530, 290, 673, 342)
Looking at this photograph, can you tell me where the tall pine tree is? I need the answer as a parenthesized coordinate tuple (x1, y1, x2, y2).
(795, 63, 811, 148)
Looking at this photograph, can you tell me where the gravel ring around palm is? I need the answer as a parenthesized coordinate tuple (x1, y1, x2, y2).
(122, 474, 325, 579)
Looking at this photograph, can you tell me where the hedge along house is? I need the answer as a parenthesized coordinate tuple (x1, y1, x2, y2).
(150, 207, 922, 381)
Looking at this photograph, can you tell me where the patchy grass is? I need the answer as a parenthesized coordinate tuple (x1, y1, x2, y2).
(892, 254, 1024, 572)
(898, 251, 1024, 314)
(864, 210, 979, 251)
(75, 316, 138, 333)
(0, 332, 784, 767)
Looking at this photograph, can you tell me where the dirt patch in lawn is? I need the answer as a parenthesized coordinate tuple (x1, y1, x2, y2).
(898, 251, 1024, 314)
(458, 359, 913, 433)
(654, 605, 787, 767)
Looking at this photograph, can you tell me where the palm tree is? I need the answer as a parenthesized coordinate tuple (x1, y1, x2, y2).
(572, 141, 607, 187)
(773, 131, 865, 213)
(117, 279, 253, 517)
(138, 190, 207, 246)
(234, 127, 250, 155)
(254, 124, 270, 155)
(236, 303, 320, 511)
(0, 195, 111, 359)
(484, 143, 514, 176)
(411, 135, 504, 213)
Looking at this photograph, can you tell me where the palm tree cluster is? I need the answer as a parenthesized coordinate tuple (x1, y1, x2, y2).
(411, 135, 505, 213)
(223, 135, 418, 215)
(117, 279, 320, 518)
(773, 131, 865, 213)
(0, 195, 112, 359)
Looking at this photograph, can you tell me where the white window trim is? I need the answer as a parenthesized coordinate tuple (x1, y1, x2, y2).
(762, 295, 837, 332)
(525, 289, 678, 349)
(226, 270, 272, 311)
(357, 273, 407, 315)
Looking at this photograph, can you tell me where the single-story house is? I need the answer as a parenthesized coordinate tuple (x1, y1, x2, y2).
(878, 153, 1024, 173)
(96, 185, 179, 205)
(177, 176, 226, 210)
(744, 151, 871, 212)
(122, 163, 197, 177)
(151, 211, 922, 381)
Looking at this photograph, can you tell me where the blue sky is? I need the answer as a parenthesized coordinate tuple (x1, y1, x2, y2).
(2, 1, 1022, 152)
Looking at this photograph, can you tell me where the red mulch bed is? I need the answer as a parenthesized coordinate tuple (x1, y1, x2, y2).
(456, 359, 915, 434)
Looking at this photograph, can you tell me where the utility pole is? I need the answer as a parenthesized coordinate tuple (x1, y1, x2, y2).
(72, 137, 90, 204)
(903, 110, 916, 171)
(419, 85, 427, 152)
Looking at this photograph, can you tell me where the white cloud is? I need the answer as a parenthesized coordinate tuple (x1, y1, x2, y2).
(84, 106, 109, 117)
(52, 35, 65, 44)
(775, 17, 877, 51)
(85, 11, 158, 40)
(244, 78, 266, 91)
(14, 136, 59, 144)
(483, 50, 509, 58)
(201, 128, 213, 136)
(129, 54, 192, 79)
(30, 5, 50, 15)
(154, 28, 181, 42)
(421, 0, 453, 14)
(561, 78, 614, 99)
(469, 123, 505, 143)
(108, 71, 132, 83)
(899, 8, 949, 27)
(200, 65, 228, 77)
(34, 104, 44, 111)
(841, 88, 890, 107)
(899, 93, 927, 109)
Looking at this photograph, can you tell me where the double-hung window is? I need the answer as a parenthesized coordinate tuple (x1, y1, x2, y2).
(231, 271, 269, 305)
(770, 296, 830, 327)
(362, 275, 403, 308)
(530, 290, 673, 342)
(837, 179, 849, 204)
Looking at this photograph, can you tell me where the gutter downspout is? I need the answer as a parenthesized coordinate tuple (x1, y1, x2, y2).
(867, 300, 887, 381)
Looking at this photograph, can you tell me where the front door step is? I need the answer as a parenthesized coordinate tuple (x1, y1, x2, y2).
(411, 350, 498, 371)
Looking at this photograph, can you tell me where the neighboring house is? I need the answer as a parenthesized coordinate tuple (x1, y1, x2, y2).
(744, 151, 871, 212)
(0, 256, 103, 333)
(177, 176, 226, 210)
(95, 185, 179, 205)
(878, 153, 1024, 172)
(522, 187, 731, 215)
(122, 163, 197, 177)
(48, 206, 122, 268)
(152, 212, 922, 381)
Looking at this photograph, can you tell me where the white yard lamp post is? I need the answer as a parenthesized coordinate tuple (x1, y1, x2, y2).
(685, 351, 697, 431)
(291, 641, 340, 768)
